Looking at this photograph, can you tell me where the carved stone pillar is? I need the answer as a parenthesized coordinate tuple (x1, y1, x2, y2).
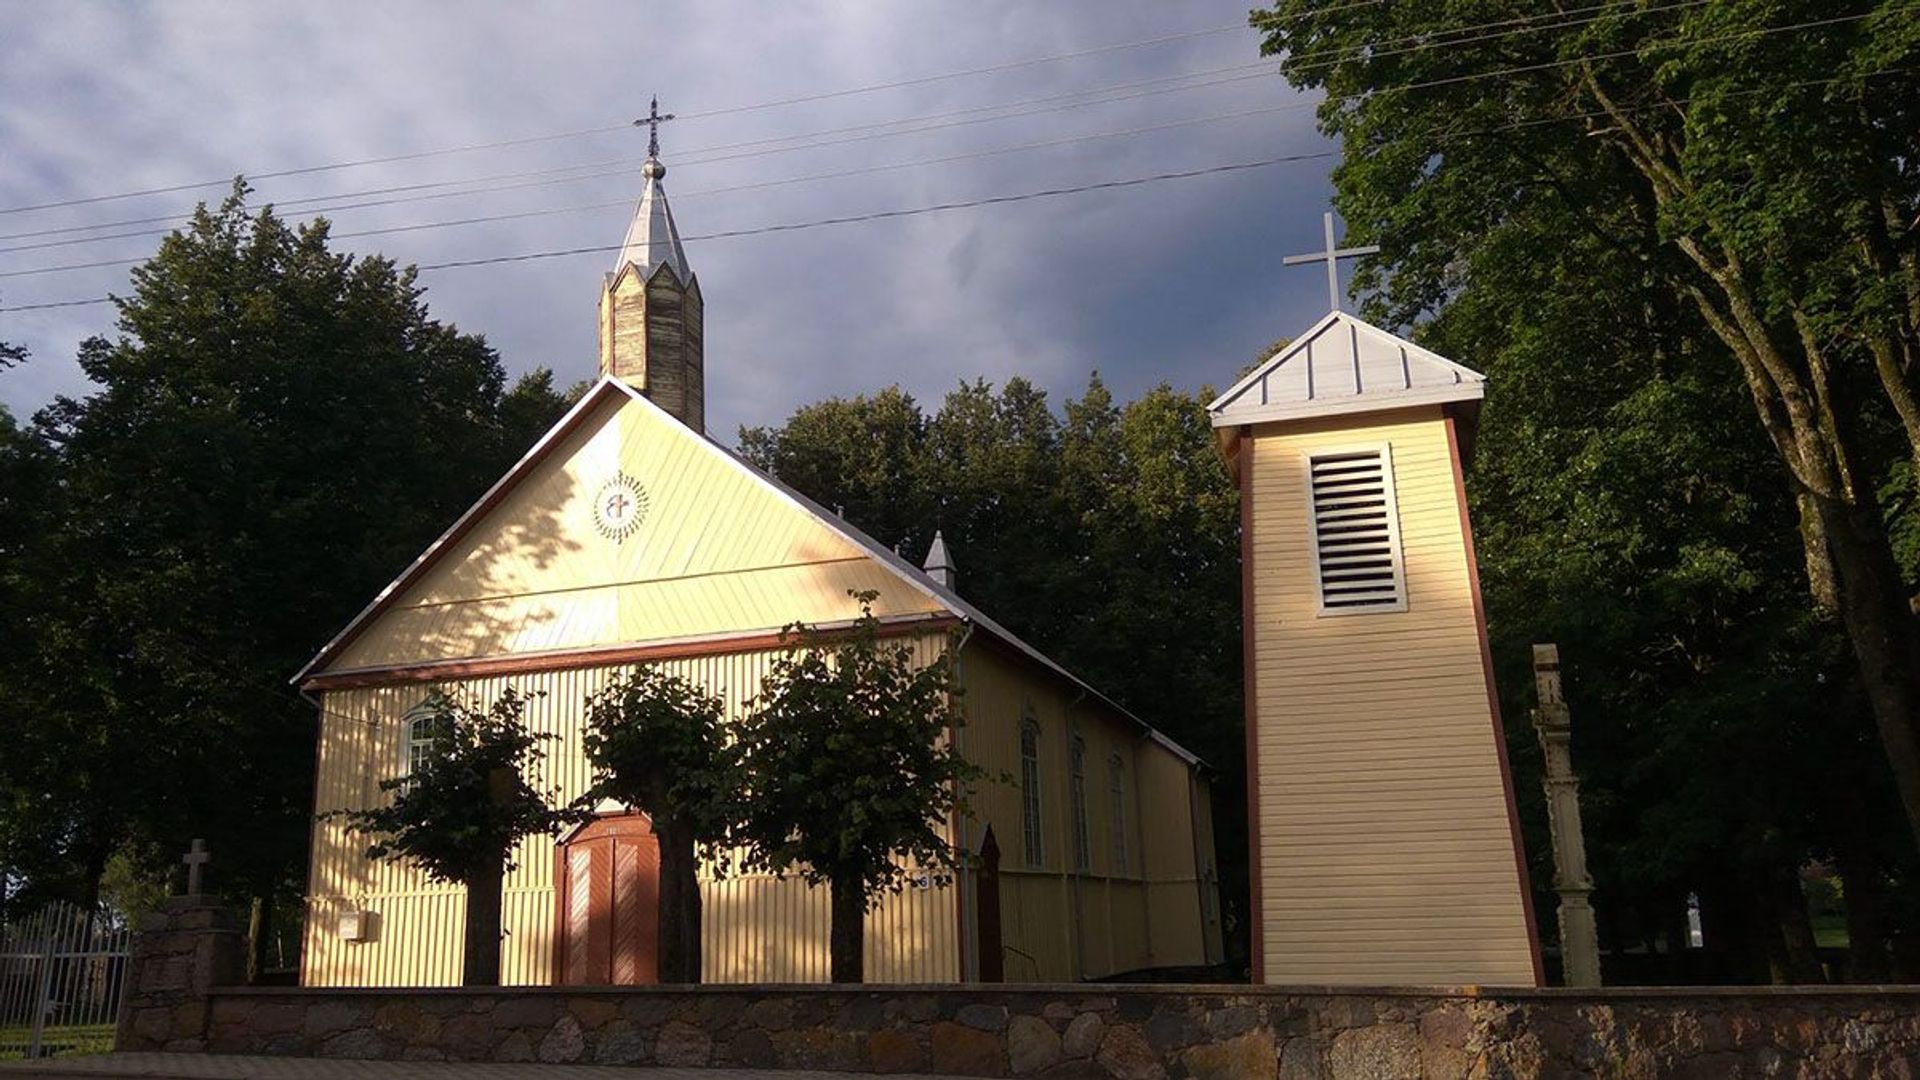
(1531, 643, 1602, 987)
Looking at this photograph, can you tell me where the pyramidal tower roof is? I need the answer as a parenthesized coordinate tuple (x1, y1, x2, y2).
(1207, 310, 1484, 427)
(614, 158, 691, 282)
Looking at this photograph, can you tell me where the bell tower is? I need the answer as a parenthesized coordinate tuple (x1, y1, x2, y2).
(599, 97, 704, 431)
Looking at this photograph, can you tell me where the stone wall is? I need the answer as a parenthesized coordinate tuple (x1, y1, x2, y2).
(116, 900, 1920, 1077)
(144, 983, 1920, 1078)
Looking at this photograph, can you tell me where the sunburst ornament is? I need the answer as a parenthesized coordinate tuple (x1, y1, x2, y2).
(591, 472, 649, 542)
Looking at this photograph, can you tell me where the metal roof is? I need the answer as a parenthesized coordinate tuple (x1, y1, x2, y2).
(294, 378, 1208, 771)
(612, 158, 691, 283)
(1208, 310, 1484, 427)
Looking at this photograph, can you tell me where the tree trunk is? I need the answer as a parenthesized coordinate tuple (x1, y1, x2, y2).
(462, 859, 504, 987)
(655, 814, 702, 984)
(1816, 499, 1920, 855)
(828, 871, 866, 984)
(1768, 868, 1826, 985)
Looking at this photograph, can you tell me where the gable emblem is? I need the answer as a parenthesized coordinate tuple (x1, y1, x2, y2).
(592, 472, 649, 542)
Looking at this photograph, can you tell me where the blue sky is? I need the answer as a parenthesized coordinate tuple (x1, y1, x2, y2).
(0, 1, 1351, 440)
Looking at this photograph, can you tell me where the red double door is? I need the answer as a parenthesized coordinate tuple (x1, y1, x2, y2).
(555, 814, 660, 985)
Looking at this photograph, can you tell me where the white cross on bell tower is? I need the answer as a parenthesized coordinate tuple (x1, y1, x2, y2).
(1282, 211, 1381, 312)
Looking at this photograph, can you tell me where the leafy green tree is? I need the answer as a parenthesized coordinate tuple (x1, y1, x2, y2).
(578, 667, 743, 983)
(6, 185, 571, 939)
(735, 592, 979, 982)
(333, 688, 570, 986)
(740, 375, 1254, 965)
(1251, 0, 1920, 853)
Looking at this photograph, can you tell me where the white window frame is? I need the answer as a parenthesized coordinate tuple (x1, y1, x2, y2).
(401, 699, 449, 780)
(1303, 442, 1409, 616)
(1019, 717, 1044, 869)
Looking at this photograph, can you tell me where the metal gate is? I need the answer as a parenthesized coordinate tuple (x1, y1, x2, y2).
(0, 903, 129, 1060)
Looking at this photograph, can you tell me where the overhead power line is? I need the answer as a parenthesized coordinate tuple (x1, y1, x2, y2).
(0, 0, 1738, 224)
(0, 151, 1338, 311)
(0, 18, 1265, 218)
(0, 0, 1775, 243)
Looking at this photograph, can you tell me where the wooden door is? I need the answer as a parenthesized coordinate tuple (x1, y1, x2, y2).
(555, 814, 660, 985)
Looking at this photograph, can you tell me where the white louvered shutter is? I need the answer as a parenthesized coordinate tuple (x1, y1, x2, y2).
(1307, 446, 1408, 613)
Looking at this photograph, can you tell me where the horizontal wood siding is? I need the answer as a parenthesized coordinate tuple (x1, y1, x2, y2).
(1245, 408, 1535, 985)
(302, 640, 958, 987)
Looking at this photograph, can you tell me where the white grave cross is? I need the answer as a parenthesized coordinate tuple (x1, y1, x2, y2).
(182, 838, 211, 895)
(1283, 211, 1381, 312)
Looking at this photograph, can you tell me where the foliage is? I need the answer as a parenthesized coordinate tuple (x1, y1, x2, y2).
(579, 666, 744, 983)
(0, 186, 573, 918)
(333, 689, 569, 885)
(735, 591, 978, 981)
(739, 375, 1250, 957)
(1249, 0, 1920, 978)
(580, 668, 742, 849)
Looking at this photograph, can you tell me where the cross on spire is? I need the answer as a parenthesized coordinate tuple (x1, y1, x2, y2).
(1282, 211, 1381, 313)
(635, 95, 675, 162)
(182, 838, 211, 896)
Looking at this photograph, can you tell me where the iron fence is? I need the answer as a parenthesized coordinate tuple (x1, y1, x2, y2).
(0, 903, 129, 1059)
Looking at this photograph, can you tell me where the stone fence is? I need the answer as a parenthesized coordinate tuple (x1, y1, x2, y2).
(120, 899, 1920, 1077)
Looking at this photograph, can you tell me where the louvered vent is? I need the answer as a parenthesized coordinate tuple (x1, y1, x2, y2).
(1307, 447, 1407, 613)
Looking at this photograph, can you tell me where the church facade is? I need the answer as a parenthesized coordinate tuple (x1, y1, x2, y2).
(293, 146, 1223, 987)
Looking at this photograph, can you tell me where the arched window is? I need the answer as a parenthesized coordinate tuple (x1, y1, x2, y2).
(1019, 718, 1043, 868)
(401, 698, 451, 779)
(1069, 737, 1090, 873)
(1108, 753, 1129, 875)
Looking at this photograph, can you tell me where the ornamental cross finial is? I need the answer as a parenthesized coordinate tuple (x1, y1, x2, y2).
(182, 838, 211, 896)
(636, 95, 675, 162)
(1282, 211, 1381, 313)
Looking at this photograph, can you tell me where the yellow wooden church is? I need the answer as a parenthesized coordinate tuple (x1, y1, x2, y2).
(293, 144, 1225, 987)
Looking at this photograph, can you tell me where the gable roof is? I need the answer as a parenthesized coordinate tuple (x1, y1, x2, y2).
(293, 377, 1203, 768)
(1208, 310, 1484, 428)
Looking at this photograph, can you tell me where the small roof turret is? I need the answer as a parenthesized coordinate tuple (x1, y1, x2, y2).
(923, 530, 956, 590)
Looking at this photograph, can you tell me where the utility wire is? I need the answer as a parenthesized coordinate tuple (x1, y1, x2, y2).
(0, 19, 1265, 218)
(0, 0, 1748, 244)
(0, 152, 1336, 309)
(0, 53, 1903, 307)
(0, 0, 1741, 226)
(0, 101, 1308, 258)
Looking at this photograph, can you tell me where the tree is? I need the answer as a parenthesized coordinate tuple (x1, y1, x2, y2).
(7, 183, 571, 934)
(739, 375, 1253, 965)
(578, 667, 743, 983)
(1251, 0, 1920, 853)
(332, 688, 570, 986)
(735, 592, 979, 982)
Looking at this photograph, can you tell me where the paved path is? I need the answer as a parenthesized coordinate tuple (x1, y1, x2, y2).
(0, 1055, 962, 1080)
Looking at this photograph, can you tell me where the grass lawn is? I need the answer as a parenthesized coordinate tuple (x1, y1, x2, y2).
(0, 1021, 115, 1060)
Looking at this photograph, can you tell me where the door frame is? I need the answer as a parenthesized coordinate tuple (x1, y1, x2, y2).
(552, 809, 658, 986)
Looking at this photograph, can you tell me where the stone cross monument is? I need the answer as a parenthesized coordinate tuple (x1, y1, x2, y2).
(182, 837, 211, 896)
(1530, 644, 1602, 986)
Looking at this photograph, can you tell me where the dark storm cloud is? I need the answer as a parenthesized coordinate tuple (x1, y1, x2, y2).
(0, 1, 1349, 437)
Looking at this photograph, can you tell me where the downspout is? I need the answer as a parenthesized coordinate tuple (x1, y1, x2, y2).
(948, 621, 978, 982)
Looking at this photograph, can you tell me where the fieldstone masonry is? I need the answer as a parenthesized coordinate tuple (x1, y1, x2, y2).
(117, 902, 1920, 1076)
(115, 895, 246, 1053)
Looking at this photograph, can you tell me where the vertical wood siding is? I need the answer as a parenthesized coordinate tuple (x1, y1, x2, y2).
(302, 640, 957, 987)
(956, 645, 1216, 981)
(1245, 407, 1535, 985)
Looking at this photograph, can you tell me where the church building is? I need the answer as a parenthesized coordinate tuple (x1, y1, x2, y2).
(293, 136, 1224, 986)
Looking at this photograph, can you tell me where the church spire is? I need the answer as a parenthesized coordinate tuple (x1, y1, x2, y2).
(599, 95, 704, 431)
(612, 97, 690, 282)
